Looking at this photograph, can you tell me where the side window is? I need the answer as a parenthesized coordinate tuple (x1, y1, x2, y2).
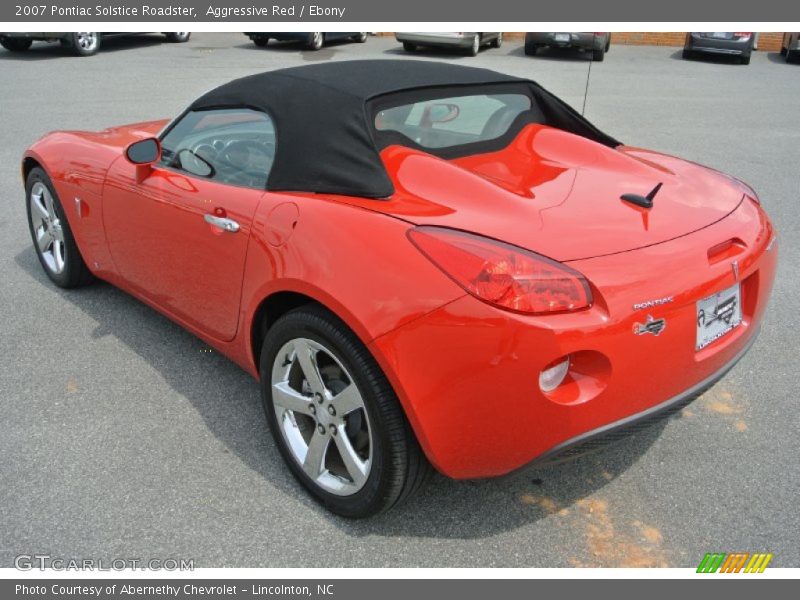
(159, 108, 276, 190)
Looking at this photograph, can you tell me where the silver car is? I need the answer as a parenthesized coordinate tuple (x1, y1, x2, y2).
(395, 32, 502, 56)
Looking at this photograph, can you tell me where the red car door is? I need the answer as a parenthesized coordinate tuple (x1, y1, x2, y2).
(102, 108, 276, 342)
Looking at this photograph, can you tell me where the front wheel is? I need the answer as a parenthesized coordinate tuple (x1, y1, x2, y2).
(260, 306, 430, 518)
(308, 32, 324, 50)
(70, 32, 100, 56)
(1, 37, 33, 52)
(402, 41, 416, 52)
(165, 32, 191, 43)
(26, 168, 94, 288)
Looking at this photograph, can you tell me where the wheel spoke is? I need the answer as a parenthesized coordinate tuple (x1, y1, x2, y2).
(334, 427, 368, 486)
(272, 381, 313, 415)
(32, 192, 49, 221)
(42, 189, 56, 220)
(35, 227, 51, 252)
(53, 240, 65, 272)
(303, 430, 330, 479)
(293, 339, 326, 395)
(331, 384, 363, 416)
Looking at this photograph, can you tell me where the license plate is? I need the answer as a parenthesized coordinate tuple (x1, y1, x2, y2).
(696, 283, 742, 350)
(710, 32, 730, 39)
(554, 33, 570, 42)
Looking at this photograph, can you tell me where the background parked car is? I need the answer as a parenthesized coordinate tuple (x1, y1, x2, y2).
(682, 32, 755, 64)
(781, 32, 800, 63)
(395, 33, 502, 56)
(0, 32, 190, 57)
(524, 32, 611, 61)
(245, 32, 367, 51)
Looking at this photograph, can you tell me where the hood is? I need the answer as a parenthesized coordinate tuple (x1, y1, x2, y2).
(341, 124, 745, 262)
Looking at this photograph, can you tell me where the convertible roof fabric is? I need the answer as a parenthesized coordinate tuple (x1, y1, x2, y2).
(188, 60, 621, 198)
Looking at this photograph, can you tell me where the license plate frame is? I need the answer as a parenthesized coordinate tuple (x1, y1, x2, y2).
(696, 283, 742, 350)
(554, 33, 570, 42)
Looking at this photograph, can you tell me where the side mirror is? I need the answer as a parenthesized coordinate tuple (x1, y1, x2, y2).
(125, 138, 161, 183)
(125, 138, 161, 165)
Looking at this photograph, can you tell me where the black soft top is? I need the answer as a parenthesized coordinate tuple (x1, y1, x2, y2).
(188, 60, 620, 198)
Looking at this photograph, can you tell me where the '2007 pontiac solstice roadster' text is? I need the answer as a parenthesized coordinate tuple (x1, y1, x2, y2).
(22, 61, 777, 517)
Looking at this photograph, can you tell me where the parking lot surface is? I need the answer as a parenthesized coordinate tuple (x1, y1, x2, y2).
(1, 33, 798, 567)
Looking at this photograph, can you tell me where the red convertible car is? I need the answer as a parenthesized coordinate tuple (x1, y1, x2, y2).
(22, 61, 777, 517)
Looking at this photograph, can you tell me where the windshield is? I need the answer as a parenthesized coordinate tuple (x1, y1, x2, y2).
(373, 92, 532, 150)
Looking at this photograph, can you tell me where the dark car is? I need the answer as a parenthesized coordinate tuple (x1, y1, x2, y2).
(683, 32, 755, 64)
(781, 32, 800, 63)
(245, 32, 367, 51)
(524, 32, 610, 61)
(0, 32, 190, 57)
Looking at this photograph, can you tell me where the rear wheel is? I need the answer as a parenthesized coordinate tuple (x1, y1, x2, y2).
(592, 47, 605, 61)
(682, 48, 694, 60)
(524, 40, 538, 56)
(253, 37, 269, 47)
(740, 53, 751, 65)
(25, 168, 94, 288)
(1, 37, 33, 52)
(491, 33, 503, 48)
(780, 45, 787, 56)
(260, 306, 430, 518)
(354, 32, 368, 43)
(605, 36, 611, 52)
(787, 49, 798, 64)
(308, 32, 324, 50)
(402, 41, 416, 52)
(467, 34, 480, 56)
(70, 32, 100, 56)
(165, 32, 191, 43)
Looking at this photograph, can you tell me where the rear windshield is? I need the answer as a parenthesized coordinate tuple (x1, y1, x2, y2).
(373, 92, 533, 150)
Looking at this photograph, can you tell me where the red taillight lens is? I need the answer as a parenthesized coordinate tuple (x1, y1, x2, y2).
(734, 32, 752, 39)
(408, 227, 592, 315)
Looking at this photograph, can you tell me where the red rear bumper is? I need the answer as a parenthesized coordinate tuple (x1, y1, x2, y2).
(369, 198, 777, 479)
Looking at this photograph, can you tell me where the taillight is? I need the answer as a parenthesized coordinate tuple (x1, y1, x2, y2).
(734, 32, 752, 39)
(408, 226, 592, 315)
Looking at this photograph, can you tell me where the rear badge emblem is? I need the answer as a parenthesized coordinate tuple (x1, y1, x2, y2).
(634, 315, 666, 337)
(633, 296, 673, 311)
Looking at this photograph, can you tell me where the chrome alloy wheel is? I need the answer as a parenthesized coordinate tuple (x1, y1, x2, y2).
(75, 32, 99, 52)
(271, 338, 372, 496)
(29, 182, 66, 274)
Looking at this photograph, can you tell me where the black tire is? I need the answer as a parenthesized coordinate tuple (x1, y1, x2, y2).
(165, 32, 191, 43)
(253, 37, 269, 47)
(353, 32, 368, 43)
(787, 50, 798, 64)
(467, 34, 480, 56)
(491, 33, 503, 48)
(605, 37, 611, 52)
(1, 37, 33, 52)
(740, 53, 751, 65)
(402, 41, 416, 52)
(307, 32, 324, 51)
(592, 47, 605, 62)
(524, 40, 538, 56)
(682, 48, 694, 60)
(69, 32, 100, 56)
(260, 306, 431, 518)
(25, 167, 94, 288)
(780, 45, 787, 56)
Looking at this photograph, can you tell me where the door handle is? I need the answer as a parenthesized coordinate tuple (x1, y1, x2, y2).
(204, 214, 240, 233)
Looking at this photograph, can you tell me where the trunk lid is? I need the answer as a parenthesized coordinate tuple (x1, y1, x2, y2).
(350, 125, 744, 262)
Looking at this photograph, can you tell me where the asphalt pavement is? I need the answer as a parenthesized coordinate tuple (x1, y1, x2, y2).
(0, 33, 798, 568)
